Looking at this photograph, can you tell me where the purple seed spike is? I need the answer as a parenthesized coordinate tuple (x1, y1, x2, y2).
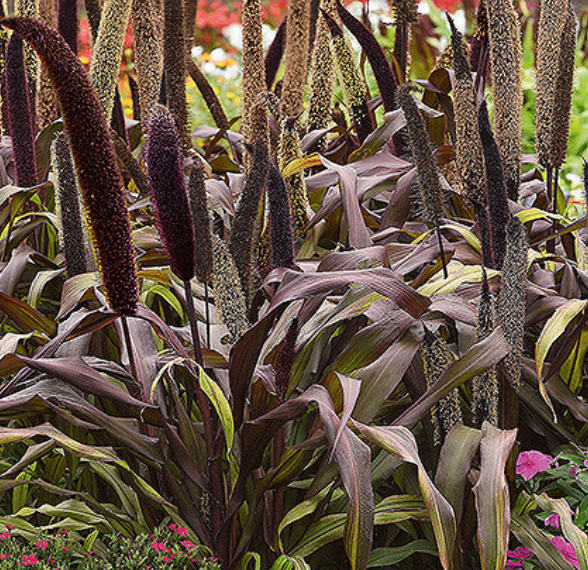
(265, 15, 286, 90)
(58, 0, 78, 54)
(6, 33, 37, 187)
(1, 17, 138, 314)
(267, 164, 296, 270)
(145, 104, 195, 282)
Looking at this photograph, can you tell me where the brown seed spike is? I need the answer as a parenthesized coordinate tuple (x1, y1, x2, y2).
(267, 164, 296, 270)
(447, 14, 486, 206)
(187, 162, 214, 285)
(281, 0, 311, 118)
(535, 0, 567, 171)
(486, 0, 522, 201)
(163, 0, 191, 152)
(478, 100, 509, 270)
(131, 0, 163, 121)
(211, 234, 249, 343)
(421, 328, 462, 445)
(549, 2, 576, 171)
(472, 271, 499, 427)
(497, 215, 527, 391)
(1, 17, 138, 314)
(6, 33, 38, 188)
(51, 132, 89, 278)
(306, 8, 335, 136)
(241, 0, 268, 146)
(229, 137, 269, 303)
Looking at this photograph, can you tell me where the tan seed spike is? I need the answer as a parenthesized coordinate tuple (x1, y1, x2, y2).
(16, 0, 39, 118)
(163, 0, 192, 152)
(277, 117, 310, 242)
(306, 10, 335, 135)
(421, 330, 462, 445)
(211, 234, 250, 343)
(281, 0, 311, 118)
(131, 0, 164, 121)
(241, 0, 268, 146)
(89, 0, 132, 122)
(535, 0, 567, 170)
(486, 0, 522, 201)
(448, 16, 486, 205)
(497, 216, 527, 390)
(37, 0, 57, 130)
(549, 2, 576, 171)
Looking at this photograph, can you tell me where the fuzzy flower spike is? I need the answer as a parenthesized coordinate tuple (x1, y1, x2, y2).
(144, 104, 195, 282)
(0, 17, 138, 314)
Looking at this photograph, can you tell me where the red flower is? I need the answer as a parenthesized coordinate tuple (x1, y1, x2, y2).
(22, 555, 39, 566)
(35, 540, 49, 549)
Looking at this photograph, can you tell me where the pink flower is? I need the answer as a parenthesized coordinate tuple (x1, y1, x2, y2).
(516, 451, 553, 481)
(506, 546, 533, 567)
(551, 536, 580, 569)
(35, 540, 49, 549)
(0, 554, 7, 560)
(151, 541, 166, 553)
(170, 523, 189, 537)
(181, 540, 197, 549)
(545, 514, 561, 529)
(21, 555, 39, 565)
(0, 531, 11, 540)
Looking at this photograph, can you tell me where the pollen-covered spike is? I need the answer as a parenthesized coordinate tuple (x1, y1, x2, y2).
(336, 2, 399, 112)
(211, 234, 250, 343)
(447, 14, 486, 205)
(90, 0, 132, 123)
(421, 328, 462, 445)
(85, 0, 102, 41)
(187, 162, 214, 285)
(392, 0, 417, 80)
(478, 100, 509, 270)
(131, 0, 163, 121)
(497, 215, 527, 391)
(145, 104, 195, 282)
(6, 33, 38, 187)
(265, 15, 286, 90)
(0, 0, 9, 135)
(267, 164, 296, 270)
(51, 132, 88, 277)
(470, 198, 495, 269)
(281, 0, 311, 117)
(163, 0, 191, 152)
(187, 58, 230, 131)
(472, 270, 499, 427)
(229, 137, 269, 301)
(397, 84, 443, 227)
(486, 0, 522, 201)
(241, 0, 268, 145)
(110, 127, 150, 196)
(37, 0, 58, 130)
(535, 0, 567, 170)
(469, 0, 488, 71)
(322, 9, 374, 143)
(549, 2, 576, 171)
(275, 318, 298, 402)
(1, 17, 138, 314)
(306, 8, 335, 136)
(277, 117, 310, 242)
(16, 0, 39, 121)
(57, 0, 77, 54)
(184, 0, 196, 50)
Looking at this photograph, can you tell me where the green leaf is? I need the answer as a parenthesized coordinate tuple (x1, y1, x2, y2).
(535, 300, 587, 380)
(435, 425, 482, 526)
(199, 366, 234, 452)
(0, 291, 56, 336)
(367, 541, 438, 568)
(354, 423, 456, 570)
(472, 423, 517, 570)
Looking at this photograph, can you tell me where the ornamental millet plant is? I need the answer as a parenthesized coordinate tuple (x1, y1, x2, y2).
(1, 17, 138, 315)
